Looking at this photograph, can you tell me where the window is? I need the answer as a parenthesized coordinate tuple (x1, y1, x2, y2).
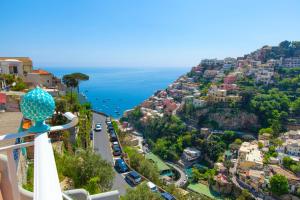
(9, 66, 18, 74)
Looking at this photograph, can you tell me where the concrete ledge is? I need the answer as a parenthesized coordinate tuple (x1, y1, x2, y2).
(90, 190, 120, 200)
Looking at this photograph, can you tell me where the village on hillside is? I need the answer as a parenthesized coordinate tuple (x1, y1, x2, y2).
(121, 41, 300, 199)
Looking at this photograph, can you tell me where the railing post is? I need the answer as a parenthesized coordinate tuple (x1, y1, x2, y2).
(34, 132, 63, 200)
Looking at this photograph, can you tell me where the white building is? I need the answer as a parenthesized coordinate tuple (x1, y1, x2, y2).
(193, 98, 206, 108)
(0, 59, 24, 76)
(277, 130, 300, 157)
(238, 141, 263, 170)
(254, 66, 274, 84)
(182, 147, 201, 162)
(282, 57, 300, 68)
(201, 59, 224, 66)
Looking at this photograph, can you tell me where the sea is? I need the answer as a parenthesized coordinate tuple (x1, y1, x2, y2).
(46, 67, 190, 118)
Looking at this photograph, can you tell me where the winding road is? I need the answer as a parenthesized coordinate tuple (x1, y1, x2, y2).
(166, 162, 188, 187)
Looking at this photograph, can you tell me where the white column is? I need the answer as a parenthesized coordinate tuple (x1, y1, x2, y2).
(34, 132, 62, 200)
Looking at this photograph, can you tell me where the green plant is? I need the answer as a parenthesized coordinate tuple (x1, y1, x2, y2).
(270, 174, 289, 196)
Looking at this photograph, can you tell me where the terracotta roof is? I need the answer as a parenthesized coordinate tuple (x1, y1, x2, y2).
(31, 69, 51, 75)
(270, 165, 300, 181)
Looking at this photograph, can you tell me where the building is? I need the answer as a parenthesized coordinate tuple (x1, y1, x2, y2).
(203, 70, 218, 79)
(238, 141, 263, 170)
(223, 74, 237, 84)
(207, 86, 241, 103)
(0, 91, 25, 112)
(182, 147, 201, 162)
(192, 98, 206, 108)
(254, 66, 274, 84)
(0, 59, 24, 76)
(282, 57, 300, 68)
(24, 69, 54, 88)
(0, 57, 32, 74)
(220, 83, 239, 91)
(267, 59, 282, 67)
(239, 169, 265, 192)
(224, 57, 236, 65)
(201, 59, 224, 66)
(269, 165, 300, 192)
(277, 130, 300, 158)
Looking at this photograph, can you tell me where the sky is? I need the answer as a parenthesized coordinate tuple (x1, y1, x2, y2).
(0, 0, 300, 68)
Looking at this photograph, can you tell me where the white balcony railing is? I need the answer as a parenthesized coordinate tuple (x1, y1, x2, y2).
(0, 112, 78, 200)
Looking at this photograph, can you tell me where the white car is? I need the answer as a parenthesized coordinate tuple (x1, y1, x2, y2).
(146, 181, 158, 192)
(95, 123, 102, 131)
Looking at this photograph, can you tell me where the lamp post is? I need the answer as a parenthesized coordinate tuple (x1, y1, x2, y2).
(0, 87, 78, 200)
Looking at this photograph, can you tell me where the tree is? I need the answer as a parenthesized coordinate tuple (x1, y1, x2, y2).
(11, 81, 27, 91)
(258, 127, 273, 135)
(250, 89, 290, 132)
(205, 137, 226, 162)
(222, 130, 236, 145)
(62, 74, 79, 104)
(279, 40, 291, 49)
(234, 138, 242, 145)
(270, 174, 289, 196)
(53, 99, 67, 125)
(192, 168, 202, 182)
(125, 147, 161, 185)
(291, 97, 300, 114)
(237, 189, 251, 200)
(121, 183, 162, 200)
(68, 73, 89, 93)
(282, 156, 295, 169)
(59, 149, 114, 194)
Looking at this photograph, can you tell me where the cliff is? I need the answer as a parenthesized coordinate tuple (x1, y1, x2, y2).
(179, 107, 259, 131)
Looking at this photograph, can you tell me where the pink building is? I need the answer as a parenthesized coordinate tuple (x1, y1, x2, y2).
(220, 83, 239, 91)
(223, 75, 237, 84)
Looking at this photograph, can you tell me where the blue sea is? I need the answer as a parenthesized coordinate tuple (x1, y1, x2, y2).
(46, 67, 190, 118)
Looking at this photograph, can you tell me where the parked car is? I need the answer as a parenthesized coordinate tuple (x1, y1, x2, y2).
(125, 171, 142, 186)
(146, 182, 158, 192)
(90, 131, 93, 140)
(161, 192, 175, 200)
(106, 118, 111, 124)
(108, 125, 114, 132)
(109, 129, 116, 135)
(114, 159, 128, 173)
(110, 133, 118, 142)
(94, 123, 102, 131)
(112, 144, 122, 156)
(111, 141, 119, 147)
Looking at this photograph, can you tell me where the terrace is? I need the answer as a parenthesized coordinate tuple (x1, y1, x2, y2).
(0, 87, 119, 200)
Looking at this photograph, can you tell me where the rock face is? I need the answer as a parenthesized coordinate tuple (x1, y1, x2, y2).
(208, 109, 259, 130)
(181, 107, 259, 131)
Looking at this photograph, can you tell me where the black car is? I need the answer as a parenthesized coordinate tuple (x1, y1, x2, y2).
(109, 129, 116, 135)
(161, 192, 175, 200)
(125, 171, 142, 186)
(110, 133, 118, 142)
(108, 125, 114, 132)
(112, 144, 122, 156)
(90, 131, 93, 140)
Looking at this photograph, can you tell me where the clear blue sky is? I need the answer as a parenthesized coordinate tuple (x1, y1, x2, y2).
(0, 0, 299, 68)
